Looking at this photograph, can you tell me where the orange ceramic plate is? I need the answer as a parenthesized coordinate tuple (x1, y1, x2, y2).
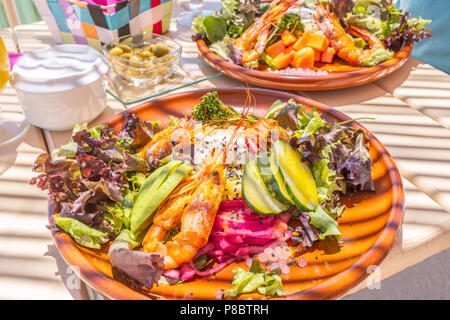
(49, 88, 404, 300)
(197, 40, 412, 91)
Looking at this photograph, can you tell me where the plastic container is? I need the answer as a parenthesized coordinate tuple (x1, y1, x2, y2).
(103, 32, 181, 87)
(10, 44, 110, 131)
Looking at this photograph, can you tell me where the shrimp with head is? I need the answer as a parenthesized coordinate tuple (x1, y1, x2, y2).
(235, 0, 295, 64)
(142, 150, 226, 270)
(314, 1, 386, 66)
(141, 118, 195, 168)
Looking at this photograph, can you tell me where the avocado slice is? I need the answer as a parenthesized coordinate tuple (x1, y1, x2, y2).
(130, 161, 192, 234)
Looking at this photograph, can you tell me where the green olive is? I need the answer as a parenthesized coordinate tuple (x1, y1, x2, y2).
(120, 53, 132, 60)
(151, 42, 169, 57)
(117, 44, 132, 53)
(129, 54, 142, 62)
(142, 50, 154, 58)
(110, 47, 123, 56)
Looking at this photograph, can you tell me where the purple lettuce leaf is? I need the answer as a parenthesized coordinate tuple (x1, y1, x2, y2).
(118, 112, 159, 150)
(106, 223, 170, 290)
(336, 133, 375, 192)
(292, 212, 320, 249)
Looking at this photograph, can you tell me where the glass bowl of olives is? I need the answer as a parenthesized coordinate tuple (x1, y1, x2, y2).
(103, 33, 181, 87)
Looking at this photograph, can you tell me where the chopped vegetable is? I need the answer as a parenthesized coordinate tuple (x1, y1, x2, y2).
(225, 260, 284, 297)
(268, 12, 304, 46)
(321, 47, 336, 63)
(280, 30, 297, 46)
(292, 34, 308, 51)
(192, 91, 236, 122)
(265, 40, 286, 58)
(130, 161, 192, 234)
(259, 52, 277, 69)
(292, 47, 315, 69)
(305, 33, 329, 52)
(272, 48, 295, 69)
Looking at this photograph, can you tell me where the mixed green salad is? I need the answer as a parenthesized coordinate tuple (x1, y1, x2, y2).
(31, 92, 376, 298)
(193, 0, 431, 71)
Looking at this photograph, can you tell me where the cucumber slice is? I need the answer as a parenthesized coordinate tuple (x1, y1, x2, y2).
(272, 140, 318, 211)
(257, 154, 294, 205)
(242, 160, 290, 215)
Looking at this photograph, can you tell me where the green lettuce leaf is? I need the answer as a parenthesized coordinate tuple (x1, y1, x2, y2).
(295, 110, 325, 138)
(192, 16, 206, 33)
(203, 15, 228, 42)
(307, 206, 341, 241)
(57, 124, 87, 158)
(361, 48, 394, 67)
(57, 124, 107, 158)
(222, 0, 239, 20)
(312, 148, 342, 203)
(103, 188, 137, 230)
(225, 260, 284, 297)
(54, 215, 109, 249)
(209, 35, 233, 60)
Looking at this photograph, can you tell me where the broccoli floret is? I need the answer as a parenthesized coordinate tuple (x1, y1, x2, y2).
(267, 13, 304, 46)
(192, 91, 234, 122)
(277, 13, 304, 34)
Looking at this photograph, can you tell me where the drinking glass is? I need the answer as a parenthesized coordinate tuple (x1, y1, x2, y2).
(0, 35, 30, 175)
(177, 0, 213, 28)
(0, 35, 9, 91)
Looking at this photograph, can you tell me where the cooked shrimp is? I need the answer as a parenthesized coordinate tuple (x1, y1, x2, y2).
(314, 2, 386, 66)
(235, 0, 292, 64)
(141, 178, 200, 254)
(141, 119, 194, 168)
(142, 154, 226, 270)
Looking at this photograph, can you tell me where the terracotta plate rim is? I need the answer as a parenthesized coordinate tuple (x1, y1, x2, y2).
(48, 88, 405, 300)
(196, 39, 413, 90)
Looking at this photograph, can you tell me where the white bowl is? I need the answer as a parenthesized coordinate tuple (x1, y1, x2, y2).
(10, 45, 110, 131)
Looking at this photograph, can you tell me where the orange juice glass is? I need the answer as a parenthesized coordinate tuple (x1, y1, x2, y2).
(0, 35, 10, 90)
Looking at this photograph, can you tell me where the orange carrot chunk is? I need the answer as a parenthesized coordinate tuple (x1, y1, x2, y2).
(306, 33, 329, 52)
(266, 40, 286, 58)
(314, 50, 321, 61)
(292, 34, 309, 51)
(321, 47, 336, 63)
(291, 47, 315, 69)
(281, 30, 297, 47)
(273, 48, 296, 69)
